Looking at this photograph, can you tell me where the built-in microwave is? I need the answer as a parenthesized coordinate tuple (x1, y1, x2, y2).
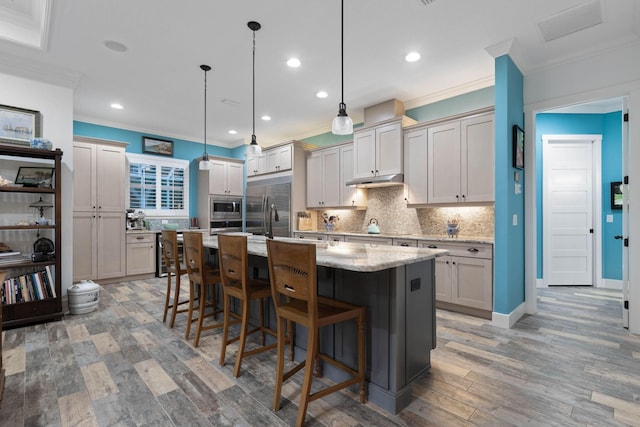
(210, 196, 243, 220)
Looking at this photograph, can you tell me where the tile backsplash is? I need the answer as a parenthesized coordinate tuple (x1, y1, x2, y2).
(315, 186, 494, 238)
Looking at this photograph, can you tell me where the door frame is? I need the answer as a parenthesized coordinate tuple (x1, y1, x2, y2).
(541, 134, 602, 288)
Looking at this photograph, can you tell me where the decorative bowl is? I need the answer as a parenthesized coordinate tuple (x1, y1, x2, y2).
(163, 223, 179, 230)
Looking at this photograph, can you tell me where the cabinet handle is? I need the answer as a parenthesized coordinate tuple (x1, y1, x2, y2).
(455, 195, 459, 199)
(427, 245, 438, 248)
(400, 243, 409, 247)
(467, 247, 479, 253)
(370, 170, 375, 175)
(136, 236, 144, 240)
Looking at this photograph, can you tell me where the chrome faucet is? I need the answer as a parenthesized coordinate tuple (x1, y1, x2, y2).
(268, 203, 279, 239)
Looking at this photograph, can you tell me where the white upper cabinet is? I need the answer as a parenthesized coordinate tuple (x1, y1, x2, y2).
(428, 113, 494, 204)
(209, 159, 244, 196)
(353, 120, 403, 179)
(306, 147, 340, 208)
(403, 127, 429, 205)
(267, 144, 292, 173)
(246, 155, 267, 176)
(306, 143, 367, 209)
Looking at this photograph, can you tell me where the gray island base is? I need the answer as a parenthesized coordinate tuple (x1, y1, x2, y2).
(201, 234, 447, 414)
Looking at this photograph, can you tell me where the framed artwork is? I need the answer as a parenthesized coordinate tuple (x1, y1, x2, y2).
(611, 181, 623, 210)
(142, 136, 173, 156)
(15, 166, 55, 187)
(512, 124, 524, 169)
(0, 104, 42, 146)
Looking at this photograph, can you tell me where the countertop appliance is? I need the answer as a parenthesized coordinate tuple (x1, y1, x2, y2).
(126, 209, 145, 230)
(246, 175, 291, 238)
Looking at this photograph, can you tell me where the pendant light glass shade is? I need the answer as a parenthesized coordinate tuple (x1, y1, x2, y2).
(199, 64, 212, 170)
(332, 102, 353, 135)
(332, 0, 353, 135)
(246, 21, 263, 158)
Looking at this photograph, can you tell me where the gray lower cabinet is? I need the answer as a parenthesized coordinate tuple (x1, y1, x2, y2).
(420, 241, 493, 317)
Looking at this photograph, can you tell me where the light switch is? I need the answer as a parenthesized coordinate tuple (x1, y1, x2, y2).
(513, 214, 518, 226)
(606, 214, 613, 223)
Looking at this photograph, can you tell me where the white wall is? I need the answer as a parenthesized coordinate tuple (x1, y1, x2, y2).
(524, 40, 640, 334)
(0, 72, 74, 297)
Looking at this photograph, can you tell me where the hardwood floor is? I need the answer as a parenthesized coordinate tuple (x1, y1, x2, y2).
(1, 279, 639, 426)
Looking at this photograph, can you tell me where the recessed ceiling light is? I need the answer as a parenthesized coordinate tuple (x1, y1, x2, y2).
(287, 58, 301, 68)
(104, 40, 128, 53)
(261, 115, 271, 121)
(405, 52, 421, 62)
(228, 130, 237, 135)
(316, 91, 328, 98)
(110, 103, 123, 110)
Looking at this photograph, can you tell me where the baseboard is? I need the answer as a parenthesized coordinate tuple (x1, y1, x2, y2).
(599, 279, 623, 290)
(492, 302, 526, 329)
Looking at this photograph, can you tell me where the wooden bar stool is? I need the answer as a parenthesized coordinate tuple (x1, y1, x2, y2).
(160, 230, 189, 328)
(182, 231, 223, 347)
(266, 239, 366, 427)
(217, 234, 281, 377)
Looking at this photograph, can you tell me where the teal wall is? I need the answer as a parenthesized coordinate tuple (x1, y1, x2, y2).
(493, 55, 525, 315)
(535, 112, 623, 280)
(73, 121, 242, 218)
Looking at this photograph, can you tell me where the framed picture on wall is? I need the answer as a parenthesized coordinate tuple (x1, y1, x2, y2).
(142, 136, 173, 156)
(512, 124, 524, 169)
(611, 181, 623, 209)
(0, 104, 42, 146)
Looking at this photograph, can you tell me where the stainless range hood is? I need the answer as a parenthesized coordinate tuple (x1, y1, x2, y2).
(346, 173, 404, 188)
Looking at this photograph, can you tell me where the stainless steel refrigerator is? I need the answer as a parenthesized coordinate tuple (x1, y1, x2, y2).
(246, 175, 291, 237)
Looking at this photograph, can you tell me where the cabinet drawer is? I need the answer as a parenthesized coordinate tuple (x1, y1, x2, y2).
(393, 238, 418, 247)
(420, 241, 492, 259)
(127, 233, 155, 244)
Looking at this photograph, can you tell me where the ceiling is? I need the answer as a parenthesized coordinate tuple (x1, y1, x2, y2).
(0, 0, 638, 149)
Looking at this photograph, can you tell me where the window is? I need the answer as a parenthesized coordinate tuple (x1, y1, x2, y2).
(127, 153, 189, 217)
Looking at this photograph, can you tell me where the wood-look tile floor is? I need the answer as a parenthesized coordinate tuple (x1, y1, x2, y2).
(2, 279, 640, 426)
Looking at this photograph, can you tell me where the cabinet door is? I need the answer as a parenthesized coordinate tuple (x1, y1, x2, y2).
(73, 142, 97, 212)
(403, 128, 428, 204)
(97, 145, 126, 211)
(435, 256, 452, 302)
(451, 256, 492, 310)
(277, 145, 292, 171)
(375, 122, 402, 176)
(126, 235, 156, 276)
(322, 148, 341, 207)
(353, 129, 376, 178)
(226, 162, 244, 196)
(209, 159, 227, 195)
(428, 121, 461, 204)
(97, 212, 127, 279)
(73, 212, 97, 281)
(461, 114, 494, 202)
(307, 152, 324, 208)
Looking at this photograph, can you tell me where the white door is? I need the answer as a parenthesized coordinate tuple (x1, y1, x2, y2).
(543, 136, 601, 286)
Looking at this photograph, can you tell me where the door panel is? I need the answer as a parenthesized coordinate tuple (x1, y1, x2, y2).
(543, 138, 595, 286)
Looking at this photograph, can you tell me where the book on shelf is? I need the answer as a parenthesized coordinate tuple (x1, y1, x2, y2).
(1, 268, 55, 305)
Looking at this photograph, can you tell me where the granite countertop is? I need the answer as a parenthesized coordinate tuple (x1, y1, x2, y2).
(201, 234, 448, 273)
(126, 228, 205, 234)
(294, 230, 494, 245)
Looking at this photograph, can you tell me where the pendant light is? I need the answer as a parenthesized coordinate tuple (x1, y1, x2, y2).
(246, 21, 263, 158)
(199, 64, 213, 170)
(332, 0, 353, 135)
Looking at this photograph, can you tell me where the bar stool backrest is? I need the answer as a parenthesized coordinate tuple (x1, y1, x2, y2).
(218, 234, 249, 296)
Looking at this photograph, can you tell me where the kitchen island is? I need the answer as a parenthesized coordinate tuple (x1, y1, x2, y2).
(201, 234, 448, 414)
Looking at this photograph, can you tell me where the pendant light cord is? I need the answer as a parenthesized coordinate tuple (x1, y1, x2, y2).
(340, 0, 344, 105)
(252, 28, 256, 139)
(203, 68, 208, 154)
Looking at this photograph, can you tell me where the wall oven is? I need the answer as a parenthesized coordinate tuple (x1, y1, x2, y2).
(209, 196, 243, 235)
(211, 196, 242, 220)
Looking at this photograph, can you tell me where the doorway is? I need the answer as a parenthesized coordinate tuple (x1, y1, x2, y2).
(542, 135, 602, 286)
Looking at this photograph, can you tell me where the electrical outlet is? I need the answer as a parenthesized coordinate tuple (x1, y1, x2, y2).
(606, 214, 613, 223)
(162, 219, 168, 224)
(513, 214, 518, 226)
